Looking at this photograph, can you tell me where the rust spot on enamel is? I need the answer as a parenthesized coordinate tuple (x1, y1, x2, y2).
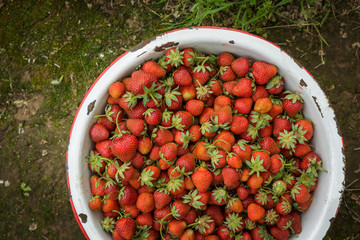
(312, 96, 323, 118)
(299, 79, 308, 87)
(154, 41, 179, 52)
(87, 100, 96, 115)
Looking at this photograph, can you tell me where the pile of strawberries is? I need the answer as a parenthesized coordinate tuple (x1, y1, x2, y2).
(86, 47, 325, 240)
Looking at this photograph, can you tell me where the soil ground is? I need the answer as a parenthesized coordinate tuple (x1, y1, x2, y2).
(0, 0, 359, 239)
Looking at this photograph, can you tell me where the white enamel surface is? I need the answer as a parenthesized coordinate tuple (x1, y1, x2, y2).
(67, 27, 345, 240)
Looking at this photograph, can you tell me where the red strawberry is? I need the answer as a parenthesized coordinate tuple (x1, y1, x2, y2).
(104, 182, 120, 200)
(152, 128, 174, 146)
(232, 78, 255, 97)
(154, 189, 171, 209)
(136, 212, 153, 228)
(208, 79, 223, 96)
(230, 115, 249, 135)
(218, 52, 235, 66)
(137, 137, 152, 155)
(293, 142, 311, 157)
(90, 123, 109, 143)
(214, 95, 231, 111)
(172, 200, 191, 220)
(209, 187, 228, 206)
(192, 67, 210, 87)
(258, 124, 273, 138)
(90, 175, 106, 197)
(219, 66, 236, 82)
(294, 119, 313, 141)
(252, 85, 269, 102)
(283, 91, 304, 117)
(291, 183, 310, 203)
(247, 174, 263, 190)
(259, 137, 280, 155)
(89, 196, 103, 211)
(222, 81, 237, 95)
(118, 186, 138, 206)
(233, 97, 253, 115)
(213, 130, 235, 152)
(236, 186, 250, 200)
(136, 192, 155, 213)
(109, 81, 125, 99)
(173, 68, 193, 86)
(182, 48, 196, 67)
(97, 115, 116, 132)
(126, 119, 146, 137)
(191, 167, 213, 192)
(143, 108, 162, 125)
(130, 70, 157, 95)
(269, 226, 289, 240)
(102, 198, 120, 214)
(231, 57, 250, 77)
(289, 211, 302, 234)
(110, 134, 138, 162)
(141, 60, 166, 79)
(252, 61, 277, 85)
(176, 153, 196, 173)
(268, 101, 283, 119)
(115, 217, 136, 240)
(186, 99, 205, 117)
(272, 116, 291, 137)
(269, 154, 284, 174)
(95, 139, 114, 159)
(275, 199, 292, 216)
(212, 106, 233, 127)
(164, 88, 183, 110)
(125, 102, 147, 119)
(159, 142, 178, 162)
(247, 203, 265, 221)
(222, 166, 240, 190)
(172, 111, 193, 131)
(168, 220, 187, 237)
(266, 75, 284, 95)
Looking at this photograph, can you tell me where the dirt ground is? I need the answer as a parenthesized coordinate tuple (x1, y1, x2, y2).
(0, 0, 359, 239)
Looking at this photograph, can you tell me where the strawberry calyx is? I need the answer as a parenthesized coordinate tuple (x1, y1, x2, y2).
(278, 130, 297, 150)
(93, 105, 115, 122)
(164, 87, 181, 107)
(166, 47, 184, 67)
(100, 216, 116, 233)
(212, 186, 229, 204)
(249, 111, 272, 130)
(224, 212, 244, 233)
(284, 91, 304, 104)
(246, 155, 266, 177)
(196, 82, 213, 100)
(266, 75, 283, 89)
(191, 214, 214, 235)
(123, 92, 141, 109)
(272, 180, 287, 196)
(265, 209, 279, 226)
(178, 130, 194, 149)
(139, 168, 156, 187)
(291, 124, 308, 144)
(182, 189, 205, 210)
(141, 82, 163, 107)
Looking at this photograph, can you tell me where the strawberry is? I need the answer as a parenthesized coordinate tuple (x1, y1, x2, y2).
(110, 134, 138, 162)
(247, 203, 265, 221)
(109, 81, 125, 99)
(254, 97, 272, 114)
(186, 99, 205, 117)
(266, 75, 284, 95)
(258, 124, 273, 138)
(136, 192, 155, 213)
(269, 226, 289, 240)
(259, 137, 280, 155)
(180, 228, 195, 240)
(232, 140, 252, 162)
(247, 174, 263, 190)
(272, 116, 291, 137)
(214, 95, 231, 111)
(89, 195, 103, 211)
(204, 205, 224, 226)
(168, 220, 187, 237)
(173, 68, 193, 86)
(227, 152, 242, 169)
(126, 118, 146, 137)
(172, 200, 191, 220)
(180, 84, 196, 101)
(191, 167, 213, 192)
(209, 187, 229, 206)
(222, 81, 237, 95)
(176, 153, 196, 173)
(182, 48, 196, 67)
(233, 97, 253, 115)
(102, 198, 120, 214)
(141, 60, 166, 79)
(294, 119, 313, 141)
(219, 66, 236, 82)
(130, 70, 157, 95)
(251, 61, 277, 85)
(218, 52, 235, 66)
(212, 106, 233, 128)
(192, 141, 211, 161)
(283, 91, 304, 117)
(153, 189, 171, 210)
(104, 182, 120, 200)
(227, 197, 244, 213)
(192, 66, 210, 87)
(90, 123, 109, 143)
(289, 211, 302, 234)
(172, 111, 193, 131)
(275, 199, 292, 215)
(152, 128, 174, 146)
(222, 166, 240, 190)
(291, 182, 310, 203)
(269, 154, 284, 174)
(232, 78, 255, 97)
(136, 137, 152, 155)
(230, 115, 249, 135)
(90, 175, 106, 197)
(231, 57, 250, 77)
(293, 142, 311, 157)
(236, 186, 250, 200)
(118, 186, 138, 206)
(213, 130, 235, 152)
(208, 79, 223, 96)
(136, 212, 153, 228)
(143, 108, 162, 125)
(159, 142, 178, 162)
(164, 88, 183, 110)
(125, 101, 147, 119)
(115, 217, 136, 240)
(268, 101, 284, 119)
(140, 165, 161, 187)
